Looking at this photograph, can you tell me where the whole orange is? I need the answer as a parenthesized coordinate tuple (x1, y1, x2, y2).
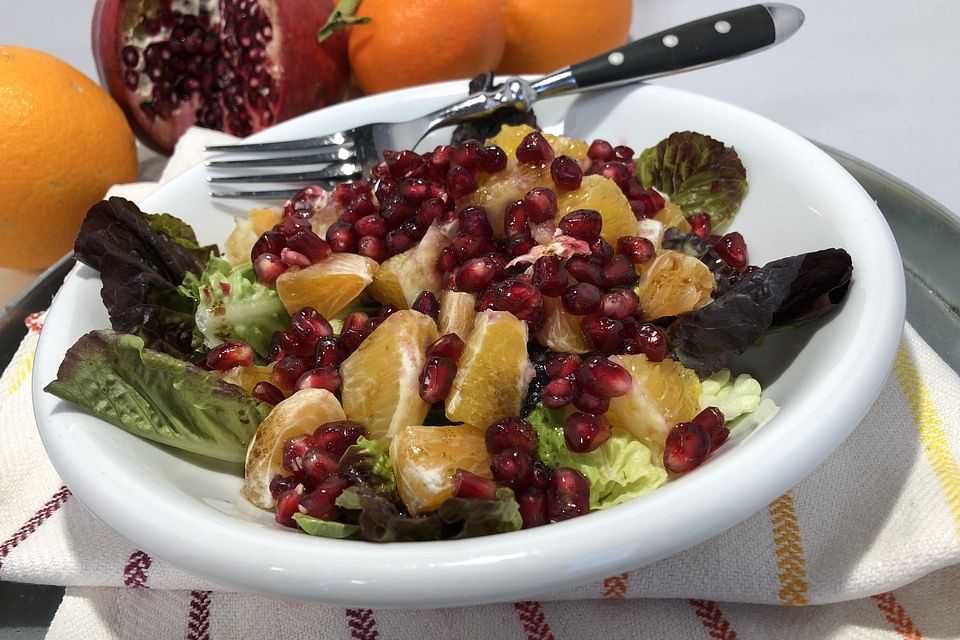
(348, 0, 506, 95)
(0, 46, 137, 270)
(498, 0, 633, 74)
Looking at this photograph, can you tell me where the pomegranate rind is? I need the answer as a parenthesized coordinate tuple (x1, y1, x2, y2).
(390, 424, 492, 515)
(369, 223, 450, 308)
(275, 253, 378, 316)
(606, 354, 702, 456)
(445, 310, 534, 429)
(635, 250, 715, 320)
(437, 290, 477, 340)
(241, 388, 346, 509)
(339, 310, 439, 440)
(556, 174, 638, 246)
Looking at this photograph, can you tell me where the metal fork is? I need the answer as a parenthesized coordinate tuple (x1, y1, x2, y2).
(205, 3, 803, 199)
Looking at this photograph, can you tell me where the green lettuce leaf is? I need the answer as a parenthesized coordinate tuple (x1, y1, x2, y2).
(698, 369, 762, 422)
(637, 131, 748, 231)
(527, 404, 667, 510)
(669, 248, 853, 377)
(335, 486, 521, 542)
(180, 257, 289, 358)
(292, 513, 359, 539)
(339, 436, 397, 497)
(44, 330, 271, 463)
(73, 197, 216, 358)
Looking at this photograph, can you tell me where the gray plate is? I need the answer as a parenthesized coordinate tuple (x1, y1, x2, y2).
(1, 147, 957, 636)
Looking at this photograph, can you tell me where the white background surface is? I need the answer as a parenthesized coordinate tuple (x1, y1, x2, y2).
(2, 0, 957, 217)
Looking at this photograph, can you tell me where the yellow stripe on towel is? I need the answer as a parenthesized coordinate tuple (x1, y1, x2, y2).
(894, 343, 960, 540)
(768, 492, 809, 606)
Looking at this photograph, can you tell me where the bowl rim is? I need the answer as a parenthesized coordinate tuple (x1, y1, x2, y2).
(32, 80, 905, 607)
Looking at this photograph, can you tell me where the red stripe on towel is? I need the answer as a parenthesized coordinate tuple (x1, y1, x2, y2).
(345, 608, 379, 640)
(689, 599, 738, 640)
(185, 590, 211, 640)
(123, 549, 152, 588)
(514, 601, 556, 640)
(0, 485, 70, 570)
(871, 592, 923, 640)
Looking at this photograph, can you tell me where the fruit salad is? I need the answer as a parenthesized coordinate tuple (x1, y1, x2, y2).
(47, 124, 853, 543)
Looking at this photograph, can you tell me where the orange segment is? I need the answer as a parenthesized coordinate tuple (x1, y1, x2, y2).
(438, 290, 477, 340)
(219, 363, 276, 394)
(458, 162, 549, 238)
(445, 310, 534, 429)
(635, 250, 715, 320)
(241, 389, 346, 508)
(275, 253, 378, 316)
(653, 201, 691, 233)
(606, 354, 702, 455)
(485, 124, 589, 160)
(557, 174, 637, 246)
(390, 424, 492, 515)
(369, 222, 451, 308)
(339, 310, 439, 439)
(224, 208, 282, 265)
(535, 295, 590, 353)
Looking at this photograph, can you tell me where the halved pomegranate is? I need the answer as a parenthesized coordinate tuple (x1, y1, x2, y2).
(92, 0, 349, 153)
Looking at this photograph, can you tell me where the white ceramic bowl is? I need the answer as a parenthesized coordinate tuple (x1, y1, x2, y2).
(32, 81, 904, 607)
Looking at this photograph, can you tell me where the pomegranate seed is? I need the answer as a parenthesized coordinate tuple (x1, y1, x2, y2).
(278, 329, 314, 358)
(550, 155, 583, 191)
(613, 145, 634, 161)
(580, 314, 623, 353)
(518, 488, 548, 528)
(275, 486, 305, 527)
(446, 165, 477, 199)
(374, 175, 398, 201)
(588, 237, 615, 264)
(285, 229, 330, 263)
(490, 448, 533, 489)
(332, 181, 369, 207)
(492, 278, 541, 314)
(454, 256, 502, 293)
(547, 467, 590, 521)
(566, 256, 604, 287)
(620, 323, 667, 361)
(418, 356, 457, 404)
(386, 149, 425, 179)
(453, 470, 497, 500)
(453, 140, 485, 172)
(280, 247, 311, 267)
(365, 316, 386, 334)
(587, 139, 614, 162)
(254, 252, 287, 284)
(272, 356, 310, 390)
(205, 341, 254, 370)
(282, 434, 319, 473)
(301, 448, 339, 482)
(339, 312, 370, 354)
(532, 255, 568, 297)
(268, 331, 287, 362)
(344, 194, 378, 222)
(436, 246, 459, 273)
(577, 355, 632, 398)
(663, 422, 711, 473)
(295, 366, 341, 393)
(358, 235, 390, 262)
(298, 474, 351, 520)
(380, 195, 416, 227)
(326, 221, 358, 253)
(291, 308, 333, 341)
(458, 206, 493, 238)
(503, 200, 529, 236)
(452, 233, 490, 262)
(600, 289, 639, 320)
(561, 283, 601, 315)
(506, 232, 536, 258)
(523, 188, 557, 224)
(427, 333, 465, 361)
(481, 145, 508, 173)
(313, 420, 366, 459)
(564, 412, 612, 453)
(251, 230, 286, 262)
(269, 473, 299, 500)
(474, 286, 496, 311)
(715, 232, 748, 272)
(417, 198, 447, 227)
(278, 217, 315, 235)
(355, 214, 387, 238)
(252, 381, 285, 405)
(602, 254, 635, 288)
(618, 236, 655, 264)
(399, 178, 431, 204)
(693, 406, 728, 452)
(310, 337, 342, 369)
(597, 161, 631, 188)
(386, 228, 415, 254)
(546, 353, 582, 378)
(558, 209, 602, 241)
(485, 416, 538, 455)
(572, 390, 609, 414)
(541, 375, 578, 408)
(529, 462, 552, 491)
(411, 290, 440, 319)
(515, 131, 555, 165)
(688, 214, 711, 238)
(630, 189, 666, 219)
